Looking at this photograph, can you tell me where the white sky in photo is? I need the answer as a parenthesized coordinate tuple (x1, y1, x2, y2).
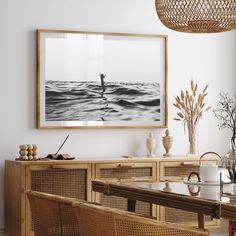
(45, 33, 164, 83)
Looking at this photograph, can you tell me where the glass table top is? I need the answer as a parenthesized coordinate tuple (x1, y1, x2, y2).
(108, 180, 236, 204)
(93, 178, 236, 220)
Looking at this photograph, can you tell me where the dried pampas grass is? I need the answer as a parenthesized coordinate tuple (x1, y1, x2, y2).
(174, 80, 211, 154)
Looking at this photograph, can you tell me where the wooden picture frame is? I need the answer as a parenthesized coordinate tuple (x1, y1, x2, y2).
(37, 29, 168, 128)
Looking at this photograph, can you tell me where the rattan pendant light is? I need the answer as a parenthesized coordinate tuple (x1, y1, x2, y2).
(155, 0, 236, 33)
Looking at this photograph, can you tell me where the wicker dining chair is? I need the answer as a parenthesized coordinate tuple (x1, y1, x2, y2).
(27, 190, 80, 236)
(73, 202, 209, 236)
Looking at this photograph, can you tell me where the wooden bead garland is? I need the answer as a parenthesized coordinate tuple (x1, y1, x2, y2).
(16, 144, 39, 161)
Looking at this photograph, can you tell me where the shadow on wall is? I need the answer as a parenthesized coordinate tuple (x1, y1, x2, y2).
(0, 163, 4, 229)
(27, 30, 37, 130)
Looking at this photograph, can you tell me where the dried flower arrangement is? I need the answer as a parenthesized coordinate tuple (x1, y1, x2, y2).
(173, 80, 211, 154)
(213, 93, 236, 152)
(213, 93, 236, 182)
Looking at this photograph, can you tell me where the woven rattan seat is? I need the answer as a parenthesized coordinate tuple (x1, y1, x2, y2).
(73, 202, 209, 236)
(27, 191, 81, 236)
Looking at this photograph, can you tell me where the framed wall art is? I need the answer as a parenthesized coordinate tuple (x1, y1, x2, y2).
(37, 29, 168, 128)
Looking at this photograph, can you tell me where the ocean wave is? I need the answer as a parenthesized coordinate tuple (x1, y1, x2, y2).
(45, 80, 161, 121)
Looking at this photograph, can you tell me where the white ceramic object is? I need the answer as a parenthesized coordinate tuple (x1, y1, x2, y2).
(200, 185, 220, 200)
(199, 165, 219, 182)
(146, 132, 156, 157)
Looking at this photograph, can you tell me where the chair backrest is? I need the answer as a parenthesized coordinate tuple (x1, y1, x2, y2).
(27, 190, 80, 236)
(73, 202, 209, 236)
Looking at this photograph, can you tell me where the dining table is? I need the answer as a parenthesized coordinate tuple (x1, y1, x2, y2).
(92, 179, 236, 229)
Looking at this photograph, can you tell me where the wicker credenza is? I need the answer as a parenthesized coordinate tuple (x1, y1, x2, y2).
(5, 156, 218, 236)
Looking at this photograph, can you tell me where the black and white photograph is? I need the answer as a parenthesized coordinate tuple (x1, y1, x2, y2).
(38, 30, 167, 128)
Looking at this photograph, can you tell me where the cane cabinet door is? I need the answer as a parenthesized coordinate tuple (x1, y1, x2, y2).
(25, 163, 92, 235)
(93, 161, 157, 218)
(159, 160, 218, 227)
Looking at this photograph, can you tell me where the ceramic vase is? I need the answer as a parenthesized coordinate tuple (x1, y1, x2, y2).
(146, 132, 156, 157)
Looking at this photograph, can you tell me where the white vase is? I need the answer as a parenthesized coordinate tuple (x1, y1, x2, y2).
(146, 132, 156, 157)
(232, 184, 236, 195)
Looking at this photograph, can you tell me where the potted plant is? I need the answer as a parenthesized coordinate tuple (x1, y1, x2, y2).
(213, 93, 236, 152)
(213, 93, 236, 182)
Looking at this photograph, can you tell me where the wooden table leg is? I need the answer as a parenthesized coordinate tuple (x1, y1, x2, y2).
(229, 220, 236, 236)
(197, 213, 205, 229)
(127, 199, 136, 212)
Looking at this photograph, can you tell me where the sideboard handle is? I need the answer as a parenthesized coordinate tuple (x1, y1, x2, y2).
(50, 165, 66, 170)
(180, 162, 199, 167)
(116, 164, 135, 169)
(118, 177, 152, 182)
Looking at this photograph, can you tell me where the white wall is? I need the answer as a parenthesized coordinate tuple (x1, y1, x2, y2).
(0, 0, 235, 230)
